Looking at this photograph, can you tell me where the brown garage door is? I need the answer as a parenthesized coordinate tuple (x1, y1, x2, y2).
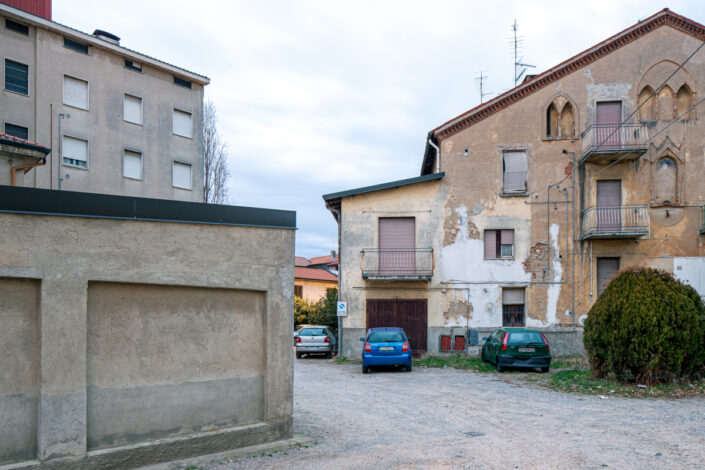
(366, 299, 427, 354)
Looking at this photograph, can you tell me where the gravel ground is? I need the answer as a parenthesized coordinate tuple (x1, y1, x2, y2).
(183, 358, 705, 470)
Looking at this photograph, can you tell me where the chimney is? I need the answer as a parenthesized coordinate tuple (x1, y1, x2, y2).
(2, 0, 52, 20)
(331, 250, 336, 259)
(92, 29, 120, 45)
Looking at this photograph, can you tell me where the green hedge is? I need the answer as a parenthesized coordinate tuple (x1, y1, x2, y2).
(583, 267, 705, 384)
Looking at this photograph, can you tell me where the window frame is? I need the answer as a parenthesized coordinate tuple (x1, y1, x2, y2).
(122, 148, 143, 181)
(172, 108, 193, 138)
(500, 149, 529, 196)
(4, 58, 29, 96)
(6, 18, 30, 36)
(173, 76, 192, 89)
(172, 160, 193, 190)
(61, 135, 89, 169)
(124, 59, 142, 73)
(294, 285, 303, 298)
(484, 229, 515, 260)
(123, 93, 143, 125)
(62, 74, 89, 111)
(63, 37, 89, 54)
(501, 287, 526, 327)
(4, 122, 29, 140)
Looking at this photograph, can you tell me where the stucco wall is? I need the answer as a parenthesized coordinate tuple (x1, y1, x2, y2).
(295, 278, 335, 302)
(0, 205, 294, 469)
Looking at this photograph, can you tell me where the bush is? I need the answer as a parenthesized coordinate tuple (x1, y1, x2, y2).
(294, 296, 319, 326)
(583, 267, 705, 384)
(308, 288, 338, 335)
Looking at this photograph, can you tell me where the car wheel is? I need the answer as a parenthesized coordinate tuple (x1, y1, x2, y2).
(362, 365, 369, 374)
(406, 363, 412, 372)
(295, 352, 302, 359)
(481, 349, 487, 363)
(326, 351, 333, 359)
(496, 358, 504, 372)
(540, 366, 549, 373)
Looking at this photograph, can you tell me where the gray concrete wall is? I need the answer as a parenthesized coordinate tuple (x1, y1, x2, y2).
(0, 210, 294, 469)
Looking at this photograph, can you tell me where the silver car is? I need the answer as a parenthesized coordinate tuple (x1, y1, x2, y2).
(295, 325, 335, 359)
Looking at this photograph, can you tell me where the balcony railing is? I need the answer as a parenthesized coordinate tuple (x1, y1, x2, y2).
(581, 123, 648, 162)
(581, 205, 649, 239)
(361, 248, 434, 280)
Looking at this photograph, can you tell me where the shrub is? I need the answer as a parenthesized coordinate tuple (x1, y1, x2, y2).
(583, 267, 705, 384)
(308, 288, 338, 335)
(294, 296, 319, 326)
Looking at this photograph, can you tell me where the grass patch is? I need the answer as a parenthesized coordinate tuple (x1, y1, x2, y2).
(334, 356, 361, 365)
(547, 369, 705, 398)
(413, 354, 495, 372)
(550, 355, 589, 370)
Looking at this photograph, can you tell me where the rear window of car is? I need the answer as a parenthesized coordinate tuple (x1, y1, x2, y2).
(367, 331, 405, 343)
(299, 328, 327, 336)
(507, 331, 545, 345)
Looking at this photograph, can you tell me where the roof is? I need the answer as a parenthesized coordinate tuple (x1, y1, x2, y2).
(422, 8, 705, 173)
(0, 133, 51, 154)
(322, 172, 445, 220)
(308, 254, 338, 266)
(295, 266, 338, 282)
(0, 2, 209, 84)
(295, 256, 311, 267)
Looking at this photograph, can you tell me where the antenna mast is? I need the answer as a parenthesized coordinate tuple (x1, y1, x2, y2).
(475, 71, 491, 103)
(511, 19, 535, 86)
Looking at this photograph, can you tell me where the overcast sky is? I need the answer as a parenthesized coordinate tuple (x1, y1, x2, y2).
(55, 0, 705, 258)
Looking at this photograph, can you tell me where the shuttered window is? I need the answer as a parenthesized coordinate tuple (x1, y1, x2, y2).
(4, 123, 28, 140)
(484, 229, 514, 259)
(123, 94, 142, 124)
(5, 59, 28, 95)
(172, 161, 192, 189)
(123, 150, 142, 180)
(173, 109, 192, 138)
(63, 75, 88, 109)
(378, 218, 415, 274)
(62, 136, 88, 168)
(502, 288, 525, 327)
(597, 257, 619, 296)
(502, 150, 527, 193)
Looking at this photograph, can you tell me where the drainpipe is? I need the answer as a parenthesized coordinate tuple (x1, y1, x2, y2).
(57, 112, 70, 190)
(428, 139, 441, 173)
(563, 150, 577, 329)
(11, 157, 46, 186)
(330, 205, 343, 357)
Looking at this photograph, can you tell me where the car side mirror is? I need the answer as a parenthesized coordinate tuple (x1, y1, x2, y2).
(482, 337, 488, 341)
(359, 337, 365, 342)
(407, 336, 412, 341)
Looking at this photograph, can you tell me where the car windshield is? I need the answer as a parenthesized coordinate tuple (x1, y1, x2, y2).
(507, 331, 545, 345)
(367, 331, 405, 343)
(299, 328, 326, 336)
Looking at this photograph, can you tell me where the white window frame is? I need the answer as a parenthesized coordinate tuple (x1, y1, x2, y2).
(62, 135, 89, 169)
(62, 75, 89, 110)
(123, 94, 143, 125)
(172, 108, 192, 138)
(122, 149, 143, 180)
(172, 160, 192, 190)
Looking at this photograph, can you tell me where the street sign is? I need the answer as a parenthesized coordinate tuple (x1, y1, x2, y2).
(336, 301, 347, 317)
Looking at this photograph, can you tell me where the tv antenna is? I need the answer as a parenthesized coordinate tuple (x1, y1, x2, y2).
(475, 71, 492, 103)
(510, 19, 535, 86)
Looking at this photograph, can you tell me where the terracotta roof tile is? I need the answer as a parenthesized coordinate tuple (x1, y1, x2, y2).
(308, 255, 338, 266)
(294, 267, 338, 282)
(295, 256, 311, 267)
(0, 133, 51, 153)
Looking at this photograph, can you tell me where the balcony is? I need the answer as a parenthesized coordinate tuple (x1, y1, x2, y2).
(580, 123, 648, 164)
(581, 205, 649, 239)
(361, 248, 434, 281)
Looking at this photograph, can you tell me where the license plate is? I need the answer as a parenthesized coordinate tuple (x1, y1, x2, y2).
(518, 347, 535, 353)
(379, 346, 394, 351)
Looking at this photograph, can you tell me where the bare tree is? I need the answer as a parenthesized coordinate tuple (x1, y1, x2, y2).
(203, 100, 231, 204)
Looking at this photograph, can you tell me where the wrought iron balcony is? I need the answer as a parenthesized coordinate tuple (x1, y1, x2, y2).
(580, 123, 648, 163)
(361, 248, 434, 281)
(581, 205, 649, 239)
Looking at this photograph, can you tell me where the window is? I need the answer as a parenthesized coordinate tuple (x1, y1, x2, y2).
(123, 150, 142, 180)
(124, 60, 142, 72)
(123, 94, 142, 125)
(502, 288, 525, 327)
(378, 217, 415, 274)
(596, 257, 619, 297)
(173, 76, 192, 89)
(638, 86, 655, 121)
(4, 123, 28, 140)
(654, 157, 677, 204)
(294, 285, 303, 298)
(173, 109, 192, 138)
(5, 59, 28, 95)
(63, 37, 88, 54)
(63, 76, 88, 109)
(676, 85, 694, 120)
(62, 136, 88, 168)
(6, 19, 29, 35)
(502, 150, 527, 194)
(484, 229, 514, 259)
(172, 161, 192, 189)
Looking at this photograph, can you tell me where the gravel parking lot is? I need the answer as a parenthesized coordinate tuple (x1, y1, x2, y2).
(184, 358, 705, 470)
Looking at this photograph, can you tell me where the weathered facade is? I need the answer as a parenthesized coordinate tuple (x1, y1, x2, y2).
(1, 1, 208, 200)
(0, 186, 295, 469)
(325, 9, 705, 358)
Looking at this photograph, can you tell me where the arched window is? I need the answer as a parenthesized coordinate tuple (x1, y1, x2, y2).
(638, 86, 655, 120)
(657, 85, 674, 120)
(654, 157, 677, 203)
(676, 84, 694, 120)
(546, 103, 558, 136)
(560, 102, 575, 137)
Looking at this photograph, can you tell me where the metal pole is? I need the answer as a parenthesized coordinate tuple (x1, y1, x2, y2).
(58, 114, 63, 190)
(571, 151, 576, 329)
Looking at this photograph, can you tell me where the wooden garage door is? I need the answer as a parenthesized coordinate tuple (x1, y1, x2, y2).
(366, 299, 427, 354)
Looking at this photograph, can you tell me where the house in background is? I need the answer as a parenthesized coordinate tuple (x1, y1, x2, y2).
(295, 252, 338, 302)
(1, 0, 208, 200)
(325, 8, 705, 358)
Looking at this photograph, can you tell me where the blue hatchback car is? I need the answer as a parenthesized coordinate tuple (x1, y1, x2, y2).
(360, 327, 412, 373)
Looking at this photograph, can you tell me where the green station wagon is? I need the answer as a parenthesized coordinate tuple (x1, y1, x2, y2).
(481, 328, 551, 372)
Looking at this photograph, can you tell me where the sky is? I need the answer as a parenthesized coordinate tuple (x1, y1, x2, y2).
(54, 0, 705, 258)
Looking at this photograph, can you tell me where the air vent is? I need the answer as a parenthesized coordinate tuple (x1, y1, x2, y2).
(92, 29, 120, 45)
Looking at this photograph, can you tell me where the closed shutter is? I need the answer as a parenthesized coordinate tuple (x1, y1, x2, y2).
(63, 76, 88, 109)
(379, 218, 415, 273)
(484, 230, 497, 259)
(502, 288, 525, 305)
(503, 151, 527, 193)
(596, 101, 622, 148)
(173, 110, 192, 137)
(123, 150, 142, 179)
(172, 161, 192, 189)
(124, 95, 142, 124)
(596, 180, 621, 232)
(62, 136, 88, 168)
(597, 257, 619, 296)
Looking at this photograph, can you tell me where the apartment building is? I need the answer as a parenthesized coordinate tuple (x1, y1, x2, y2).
(0, 0, 209, 201)
(325, 9, 705, 357)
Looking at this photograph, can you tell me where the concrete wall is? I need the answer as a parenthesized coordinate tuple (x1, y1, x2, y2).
(0, 204, 294, 469)
(0, 6, 206, 201)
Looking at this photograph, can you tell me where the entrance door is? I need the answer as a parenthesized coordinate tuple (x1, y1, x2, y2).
(596, 180, 621, 232)
(378, 218, 415, 275)
(596, 101, 622, 148)
(597, 257, 620, 296)
(366, 299, 427, 355)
